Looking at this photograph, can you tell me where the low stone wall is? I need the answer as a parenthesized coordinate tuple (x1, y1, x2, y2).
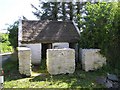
(47, 49, 75, 75)
(81, 49, 106, 71)
(18, 47, 32, 76)
(0, 53, 12, 64)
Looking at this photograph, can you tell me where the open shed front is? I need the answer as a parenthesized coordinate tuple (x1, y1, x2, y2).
(18, 42, 78, 76)
(18, 20, 80, 76)
(41, 42, 78, 60)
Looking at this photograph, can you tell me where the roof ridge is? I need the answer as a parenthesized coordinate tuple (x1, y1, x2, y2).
(22, 20, 72, 23)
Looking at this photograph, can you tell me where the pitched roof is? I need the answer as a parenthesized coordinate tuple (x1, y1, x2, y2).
(20, 20, 80, 43)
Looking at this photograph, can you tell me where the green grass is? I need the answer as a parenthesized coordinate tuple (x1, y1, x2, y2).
(3, 54, 115, 88)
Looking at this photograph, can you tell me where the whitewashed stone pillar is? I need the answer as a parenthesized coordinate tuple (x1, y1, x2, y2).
(81, 49, 106, 71)
(47, 49, 75, 75)
(18, 47, 32, 76)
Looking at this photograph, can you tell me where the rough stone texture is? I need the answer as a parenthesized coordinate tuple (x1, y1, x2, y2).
(47, 49, 75, 75)
(18, 47, 32, 76)
(107, 74, 119, 82)
(96, 74, 119, 88)
(81, 49, 106, 71)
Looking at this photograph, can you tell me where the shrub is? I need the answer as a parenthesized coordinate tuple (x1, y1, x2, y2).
(8, 21, 18, 51)
(0, 33, 13, 53)
(78, 2, 120, 70)
(78, 2, 114, 49)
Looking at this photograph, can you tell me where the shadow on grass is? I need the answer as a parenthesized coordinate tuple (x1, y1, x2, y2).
(29, 69, 105, 88)
(3, 54, 113, 88)
(32, 58, 48, 73)
(2, 53, 23, 81)
(30, 62, 113, 88)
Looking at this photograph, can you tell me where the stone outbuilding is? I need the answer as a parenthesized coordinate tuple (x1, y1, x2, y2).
(18, 20, 80, 65)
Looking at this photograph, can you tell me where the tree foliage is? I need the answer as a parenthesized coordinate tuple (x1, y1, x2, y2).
(31, 1, 60, 20)
(8, 21, 18, 50)
(0, 34, 13, 53)
(78, 2, 120, 70)
(61, 2, 66, 21)
(79, 2, 114, 49)
(106, 2, 120, 70)
(31, 1, 86, 21)
(1, 33, 9, 43)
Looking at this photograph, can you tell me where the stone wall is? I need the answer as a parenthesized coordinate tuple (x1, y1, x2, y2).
(18, 47, 32, 76)
(47, 49, 75, 75)
(52, 43, 69, 49)
(20, 44, 41, 65)
(81, 49, 106, 71)
(0, 53, 12, 64)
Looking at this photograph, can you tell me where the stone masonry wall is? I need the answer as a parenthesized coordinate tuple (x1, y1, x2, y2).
(47, 49, 75, 75)
(81, 49, 106, 71)
(18, 47, 32, 76)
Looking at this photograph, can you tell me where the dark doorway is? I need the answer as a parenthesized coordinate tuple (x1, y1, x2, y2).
(69, 43, 79, 67)
(41, 43, 52, 59)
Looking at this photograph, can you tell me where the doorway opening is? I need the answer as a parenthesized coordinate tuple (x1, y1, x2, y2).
(37, 43, 52, 72)
(41, 43, 52, 60)
(32, 43, 52, 75)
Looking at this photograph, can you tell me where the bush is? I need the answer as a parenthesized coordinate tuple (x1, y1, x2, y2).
(0, 33, 13, 53)
(8, 21, 18, 50)
(1, 33, 9, 43)
(78, 2, 114, 49)
(0, 43, 13, 53)
(78, 2, 120, 71)
(105, 2, 120, 70)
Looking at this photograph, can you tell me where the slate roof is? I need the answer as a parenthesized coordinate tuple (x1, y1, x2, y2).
(21, 20, 80, 43)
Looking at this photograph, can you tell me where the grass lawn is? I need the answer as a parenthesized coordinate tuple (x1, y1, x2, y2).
(3, 54, 114, 88)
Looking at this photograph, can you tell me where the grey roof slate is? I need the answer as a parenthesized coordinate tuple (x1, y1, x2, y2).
(21, 20, 80, 43)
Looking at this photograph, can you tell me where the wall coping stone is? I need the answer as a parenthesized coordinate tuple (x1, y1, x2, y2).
(18, 47, 31, 51)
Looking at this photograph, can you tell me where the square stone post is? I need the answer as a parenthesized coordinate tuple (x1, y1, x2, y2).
(47, 48, 75, 75)
(81, 49, 106, 71)
(18, 47, 32, 76)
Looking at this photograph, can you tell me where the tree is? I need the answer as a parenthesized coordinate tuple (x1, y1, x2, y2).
(31, 1, 52, 20)
(61, 2, 66, 21)
(31, 0, 81, 21)
(75, 2, 85, 29)
(78, 2, 120, 71)
(1, 33, 9, 43)
(8, 21, 18, 51)
(32, 1, 60, 20)
(79, 2, 114, 48)
(68, 2, 74, 20)
(31, 3, 42, 19)
(76, 2, 80, 15)
(106, 2, 120, 70)
(51, 1, 59, 20)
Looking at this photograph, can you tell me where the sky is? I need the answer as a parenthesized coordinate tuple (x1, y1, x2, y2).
(0, 0, 39, 33)
(0, 0, 118, 33)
